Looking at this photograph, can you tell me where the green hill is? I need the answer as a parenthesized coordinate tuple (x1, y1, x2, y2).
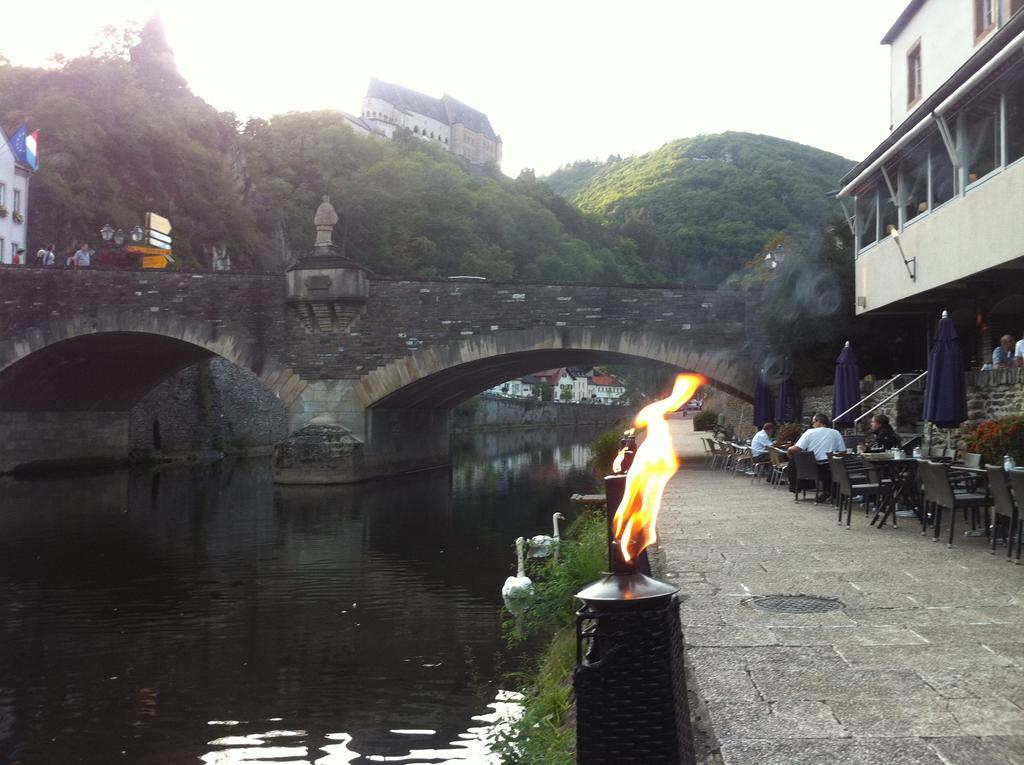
(0, 22, 641, 281)
(544, 133, 854, 287)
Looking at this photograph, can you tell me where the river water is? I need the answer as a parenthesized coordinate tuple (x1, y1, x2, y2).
(0, 426, 603, 764)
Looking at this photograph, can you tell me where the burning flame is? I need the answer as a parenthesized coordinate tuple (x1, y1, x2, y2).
(612, 446, 628, 474)
(612, 373, 705, 563)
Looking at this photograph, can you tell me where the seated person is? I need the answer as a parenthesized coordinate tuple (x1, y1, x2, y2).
(867, 414, 901, 451)
(993, 335, 1017, 369)
(786, 414, 846, 495)
(750, 421, 776, 465)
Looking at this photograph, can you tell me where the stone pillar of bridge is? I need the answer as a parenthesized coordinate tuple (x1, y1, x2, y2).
(276, 197, 383, 484)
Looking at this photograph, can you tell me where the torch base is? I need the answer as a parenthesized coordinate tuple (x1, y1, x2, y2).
(574, 593, 695, 765)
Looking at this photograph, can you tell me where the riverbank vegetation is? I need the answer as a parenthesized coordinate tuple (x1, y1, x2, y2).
(491, 510, 607, 763)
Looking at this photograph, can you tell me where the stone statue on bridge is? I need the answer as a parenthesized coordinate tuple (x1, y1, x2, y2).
(314, 195, 339, 249)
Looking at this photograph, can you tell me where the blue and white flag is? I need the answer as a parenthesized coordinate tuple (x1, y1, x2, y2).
(9, 123, 39, 171)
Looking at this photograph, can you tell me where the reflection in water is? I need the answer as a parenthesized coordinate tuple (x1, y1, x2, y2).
(0, 426, 601, 764)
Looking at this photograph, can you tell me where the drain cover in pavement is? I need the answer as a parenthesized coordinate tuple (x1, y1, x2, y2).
(748, 595, 844, 614)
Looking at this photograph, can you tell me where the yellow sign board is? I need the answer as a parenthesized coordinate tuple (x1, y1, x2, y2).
(126, 245, 173, 256)
(142, 254, 171, 269)
(146, 212, 172, 235)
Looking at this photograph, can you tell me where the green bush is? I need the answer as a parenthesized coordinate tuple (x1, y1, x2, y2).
(505, 510, 608, 644)
(492, 509, 609, 763)
(693, 409, 719, 431)
(588, 426, 630, 475)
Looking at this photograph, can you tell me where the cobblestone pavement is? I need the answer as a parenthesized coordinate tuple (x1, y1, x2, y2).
(657, 418, 1024, 765)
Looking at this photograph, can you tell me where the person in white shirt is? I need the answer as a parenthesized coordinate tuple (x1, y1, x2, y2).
(1015, 333, 1024, 368)
(786, 414, 846, 496)
(789, 414, 846, 461)
(73, 243, 91, 268)
(750, 421, 776, 464)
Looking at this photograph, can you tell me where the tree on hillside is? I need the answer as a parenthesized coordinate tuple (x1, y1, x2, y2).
(543, 132, 855, 287)
(241, 112, 645, 280)
(0, 19, 258, 268)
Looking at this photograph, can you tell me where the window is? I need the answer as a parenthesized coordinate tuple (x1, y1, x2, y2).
(930, 134, 956, 206)
(907, 41, 923, 106)
(880, 172, 899, 237)
(855, 188, 878, 250)
(899, 143, 929, 223)
(975, 0, 996, 39)
(0, 182, 5, 206)
(0, 238, 5, 263)
(961, 91, 1002, 182)
(11, 242, 18, 262)
(12, 189, 20, 214)
(1004, 67, 1024, 164)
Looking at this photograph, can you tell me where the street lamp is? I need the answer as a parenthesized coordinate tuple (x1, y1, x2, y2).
(131, 225, 144, 243)
(113, 229, 125, 246)
(100, 223, 114, 242)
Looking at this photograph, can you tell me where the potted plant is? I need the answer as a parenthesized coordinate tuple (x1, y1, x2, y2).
(11, 210, 23, 223)
(965, 416, 1024, 464)
(0, 205, 8, 218)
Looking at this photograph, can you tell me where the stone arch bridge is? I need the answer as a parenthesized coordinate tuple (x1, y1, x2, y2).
(0, 265, 755, 481)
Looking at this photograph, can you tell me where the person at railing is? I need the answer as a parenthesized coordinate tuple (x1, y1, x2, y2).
(992, 335, 1017, 369)
(750, 421, 776, 466)
(1015, 332, 1024, 368)
(867, 414, 901, 452)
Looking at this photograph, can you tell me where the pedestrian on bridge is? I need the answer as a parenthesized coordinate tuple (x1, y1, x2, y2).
(73, 243, 91, 269)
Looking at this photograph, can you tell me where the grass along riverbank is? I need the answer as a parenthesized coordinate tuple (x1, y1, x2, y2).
(490, 509, 608, 764)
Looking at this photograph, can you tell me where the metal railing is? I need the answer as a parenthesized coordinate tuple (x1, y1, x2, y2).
(851, 371, 929, 424)
(833, 372, 915, 424)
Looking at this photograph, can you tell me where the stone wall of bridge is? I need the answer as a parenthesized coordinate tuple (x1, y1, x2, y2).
(0, 266, 758, 481)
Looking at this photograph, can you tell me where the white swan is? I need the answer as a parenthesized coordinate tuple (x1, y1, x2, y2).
(527, 512, 566, 559)
(501, 537, 534, 615)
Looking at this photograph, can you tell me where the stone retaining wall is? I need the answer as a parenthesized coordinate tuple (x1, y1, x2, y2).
(454, 394, 632, 431)
(128, 358, 289, 462)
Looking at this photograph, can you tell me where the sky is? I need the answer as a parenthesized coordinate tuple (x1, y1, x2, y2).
(4, 1, 904, 176)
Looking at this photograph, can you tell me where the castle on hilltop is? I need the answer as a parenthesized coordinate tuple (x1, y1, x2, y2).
(343, 78, 502, 167)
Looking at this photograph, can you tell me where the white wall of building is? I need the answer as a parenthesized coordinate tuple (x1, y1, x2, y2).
(888, 0, 1003, 127)
(855, 156, 1024, 313)
(362, 96, 450, 147)
(0, 138, 29, 264)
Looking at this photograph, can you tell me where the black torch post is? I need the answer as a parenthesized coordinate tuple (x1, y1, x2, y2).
(575, 480, 694, 763)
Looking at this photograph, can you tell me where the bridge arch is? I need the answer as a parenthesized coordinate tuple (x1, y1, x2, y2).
(354, 327, 755, 410)
(0, 313, 306, 411)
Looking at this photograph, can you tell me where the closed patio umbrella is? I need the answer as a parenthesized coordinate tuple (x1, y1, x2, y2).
(775, 375, 801, 423)
(832, 341, 861, 428)
(924, 310, 967, 429)
(753, 371, 774, 427)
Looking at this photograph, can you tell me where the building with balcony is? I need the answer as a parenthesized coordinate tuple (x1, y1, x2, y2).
(838, 0, 1024, 364)
(0, 125, 31, 264)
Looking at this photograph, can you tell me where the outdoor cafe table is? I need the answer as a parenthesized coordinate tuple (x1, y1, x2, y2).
(860, 453, 919, 529)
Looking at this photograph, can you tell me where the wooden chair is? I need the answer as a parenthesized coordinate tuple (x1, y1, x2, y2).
(700, 437, 714, 467)
(766, 447, 787, 489)
(731, 446, 754, 476)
